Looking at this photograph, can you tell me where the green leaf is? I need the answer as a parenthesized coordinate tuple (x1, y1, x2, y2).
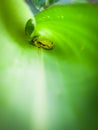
(0, 1, 98, 130)
(35, 4, 98, 64)
(33, 4, 98, 130)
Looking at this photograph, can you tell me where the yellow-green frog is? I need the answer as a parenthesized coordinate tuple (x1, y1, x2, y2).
(31, 36, 54, 50)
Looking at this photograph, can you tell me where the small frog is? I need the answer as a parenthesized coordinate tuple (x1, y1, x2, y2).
(25, 19, 54, 50)
(31, 36, 54, 50)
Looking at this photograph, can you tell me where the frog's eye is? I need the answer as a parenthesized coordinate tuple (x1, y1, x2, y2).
(25, 19, 35, 38)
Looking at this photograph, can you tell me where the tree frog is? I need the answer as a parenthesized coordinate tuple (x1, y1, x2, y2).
(31, 36, 54, 50)
(25, 19, 54, 50)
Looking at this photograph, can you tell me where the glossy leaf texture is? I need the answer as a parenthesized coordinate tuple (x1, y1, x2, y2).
(35, 4, 98, 64)
(34, 4, 98, 130)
